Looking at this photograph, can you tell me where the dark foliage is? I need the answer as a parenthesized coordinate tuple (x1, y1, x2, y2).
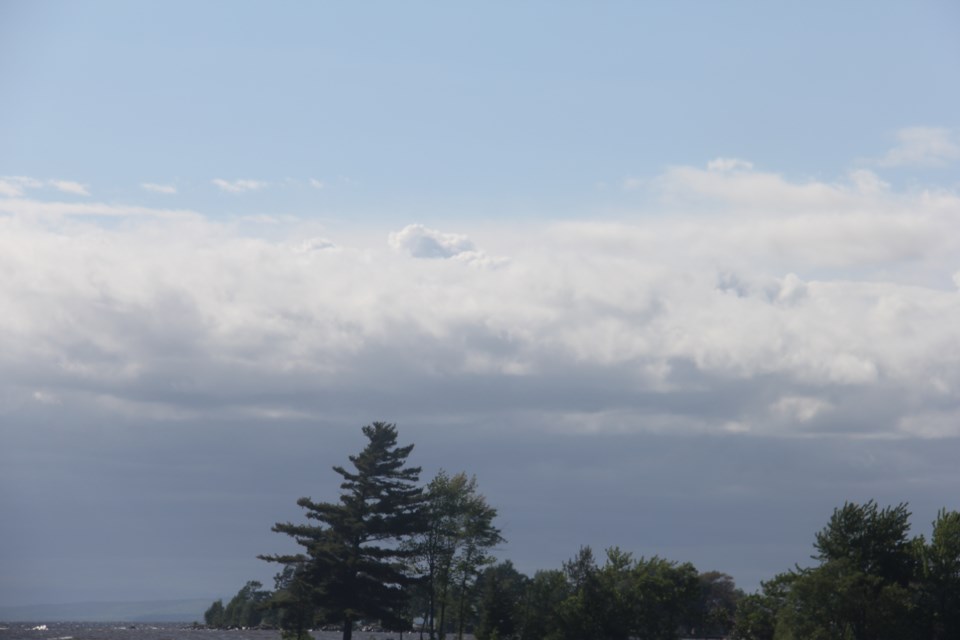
(261, 422, 427, 640)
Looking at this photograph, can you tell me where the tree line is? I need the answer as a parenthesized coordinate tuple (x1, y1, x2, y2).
(204, 422, 960, 640)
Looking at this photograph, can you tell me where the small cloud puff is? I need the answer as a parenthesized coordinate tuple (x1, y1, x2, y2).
(212, 178, 268, 193)
(771, 395, 832, 423)
(0, 176, 43, 197)
(2, 177, 90, 197)
(874, 126, 960, 168)
(309, 179, 325, 190)
(707, 157, 754, 172)
(142, 182, 177, 194)
(388, 224, 476, 259)
(32, 390, 62, 405)
(49, 180, 91, 196)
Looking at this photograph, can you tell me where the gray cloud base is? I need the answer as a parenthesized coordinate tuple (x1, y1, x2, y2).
(2, 162, 960, 604)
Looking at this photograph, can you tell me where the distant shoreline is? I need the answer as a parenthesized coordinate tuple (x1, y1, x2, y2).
(0, 599, 210, 624)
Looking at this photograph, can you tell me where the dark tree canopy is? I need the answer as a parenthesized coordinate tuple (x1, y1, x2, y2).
(732, 501, 960, 640)
(813, 500, 914, 585)
(261, 422, 426, 640)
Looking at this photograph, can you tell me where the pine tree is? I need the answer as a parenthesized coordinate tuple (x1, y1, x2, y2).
(261, 422, 426, 640)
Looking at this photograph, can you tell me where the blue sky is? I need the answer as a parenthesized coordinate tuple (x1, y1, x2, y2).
(2, 1, 960, 608)
(3, 1, 958, 219)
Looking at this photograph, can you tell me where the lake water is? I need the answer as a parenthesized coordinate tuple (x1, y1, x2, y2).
(0, 624, 430, 640)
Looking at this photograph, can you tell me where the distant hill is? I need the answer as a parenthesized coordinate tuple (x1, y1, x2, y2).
(0, 599, 211, 622)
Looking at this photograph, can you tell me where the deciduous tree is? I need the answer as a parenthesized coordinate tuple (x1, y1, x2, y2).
(774, 501, 918, 640)
(919, 509, 960, 639)
(410, 470, 503, 640)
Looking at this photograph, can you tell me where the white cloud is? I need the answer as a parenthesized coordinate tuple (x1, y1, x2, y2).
(388, 223, 476, 258)
(639, 163, 957, 275)
(0, 197, 198, 219)
(141, 182, 177, 194)
(294, 237, 336, 253)
(874, 126, 960, 167)
(707, 157, 754, 172)
(212, 178, 268, 193)
(309, 178, 325, 189)
(2, 160, 959, 441)
(1, 177, 95, 197)
(0, 176, 44, 197)
(655, 161, 878, 213)
(49, 180, 90, 196)
(847, 169, 888, 195)
(776, 273, 807, 304)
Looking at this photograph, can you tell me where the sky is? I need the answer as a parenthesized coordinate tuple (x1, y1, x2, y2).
(2, 0, 960, 607)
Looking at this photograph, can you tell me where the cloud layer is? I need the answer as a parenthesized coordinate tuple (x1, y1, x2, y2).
(3, 157, 960, 607)
(2, 160, 959, 440)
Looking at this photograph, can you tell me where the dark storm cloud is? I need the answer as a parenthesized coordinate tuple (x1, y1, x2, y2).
(5, 408, 959, 604)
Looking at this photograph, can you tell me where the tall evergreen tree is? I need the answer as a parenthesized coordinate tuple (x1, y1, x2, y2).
(261, 422, 426, 640)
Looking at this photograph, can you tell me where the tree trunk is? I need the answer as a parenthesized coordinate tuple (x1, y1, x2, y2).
(457, 570, 469, 640)
(428, 569, 436, 640)
(438, 596, 447, 639)
(343, 616, 353, 640)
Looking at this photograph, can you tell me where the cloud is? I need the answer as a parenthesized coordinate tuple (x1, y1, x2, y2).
(141, 182, 177, 194)
(294, 237, 336, 253)
(627, 156, 755, 190)
(899, 410, 960, 438)
(707, 157, 754, 172)
(873, 126, 960, 167)
(388, 223, 476, 258)
(309, 178, 325, 189)
(388, 224, 508, 268)
(48, 180, 91, 196)
(212, 178, 268, 193)
(635, 163, 956, 276)
(847, 169, 889, 195)
(31, 390, 61, 405)
(1, 177, 97, 197)
(0, 197, 198, 220)
(0, 176, 44, 197)
(1, 161, 959, 443)
(654, 161, 892, 213)
(771, 396, 831, 422)
(4, 162, 960, 609)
